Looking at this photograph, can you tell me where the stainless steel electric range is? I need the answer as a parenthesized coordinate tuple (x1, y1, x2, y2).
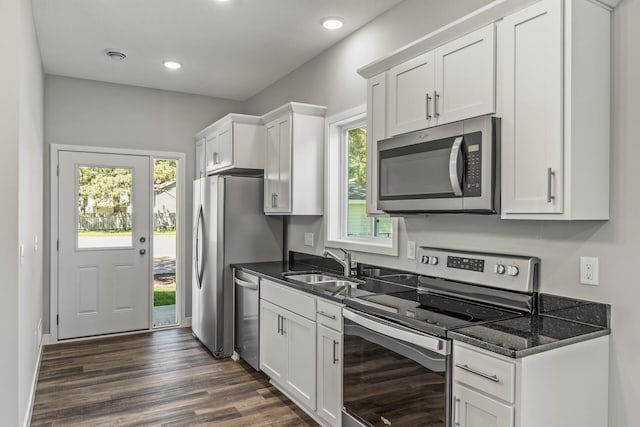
(342, 247, 539, 427)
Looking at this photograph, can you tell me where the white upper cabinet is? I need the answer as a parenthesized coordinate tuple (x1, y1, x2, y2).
(195, 137, 206, 179)
(387, 52, 436, 136)
(261, 102, 327, 215)
(386, 24, 495, 137)
(500, 0, 611, 220)
(366, 73, 387, 215)
(434, 24, 495, 125)
(194, 114, 263, 175)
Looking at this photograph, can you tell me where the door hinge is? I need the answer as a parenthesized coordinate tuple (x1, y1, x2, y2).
(56, 315, 59, 325)
(56, 165, 59, 176)
(57, 240, 59, 251)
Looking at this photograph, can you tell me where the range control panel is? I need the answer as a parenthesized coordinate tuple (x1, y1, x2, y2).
(417, 247, 539, 293)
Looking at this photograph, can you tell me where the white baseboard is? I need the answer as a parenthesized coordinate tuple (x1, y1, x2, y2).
(23, 342, 44, 427)
(41, 333, 51, 346)
(183, 316, 192, 327)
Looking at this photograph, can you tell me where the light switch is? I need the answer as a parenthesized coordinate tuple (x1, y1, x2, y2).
(304, 233, 314, 247)
(407, 241, 416, 260)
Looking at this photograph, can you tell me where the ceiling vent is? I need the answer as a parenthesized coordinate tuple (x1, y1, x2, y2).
(104, 49, 127, 61)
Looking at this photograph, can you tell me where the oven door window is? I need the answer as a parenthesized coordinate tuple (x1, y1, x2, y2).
(343, 318, 448, 427)
(378, 137, 463, 200)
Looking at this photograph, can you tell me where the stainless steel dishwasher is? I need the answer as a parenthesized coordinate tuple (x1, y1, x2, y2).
(234, 270, 260, 370)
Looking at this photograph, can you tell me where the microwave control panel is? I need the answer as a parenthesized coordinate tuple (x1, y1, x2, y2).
(464, 132, 482, 197)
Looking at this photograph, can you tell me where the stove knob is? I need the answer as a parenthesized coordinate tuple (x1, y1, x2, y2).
(421, 255, 429, 264)
(429, 256, 439, 265)
(507, 265, 520, 276)
(494, 264, 506, 275)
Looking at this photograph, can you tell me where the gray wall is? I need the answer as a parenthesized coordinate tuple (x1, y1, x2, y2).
(0, 0, 44, 424)
(243, 0, 639, 425)
(43, 75, 244, 328)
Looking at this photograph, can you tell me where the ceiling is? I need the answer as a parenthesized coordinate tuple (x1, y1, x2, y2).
(32, 0, 404, 101)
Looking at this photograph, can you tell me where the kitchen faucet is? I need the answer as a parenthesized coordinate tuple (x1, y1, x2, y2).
(323, 248, 352, 277)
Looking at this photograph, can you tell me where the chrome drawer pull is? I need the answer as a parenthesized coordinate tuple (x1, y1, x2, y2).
(547, 167, 556, 203)
(455, 363, 500, 383)
(317, 311, 337, 320)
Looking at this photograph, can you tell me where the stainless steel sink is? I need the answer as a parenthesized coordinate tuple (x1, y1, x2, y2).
(285, 273, 338, 284)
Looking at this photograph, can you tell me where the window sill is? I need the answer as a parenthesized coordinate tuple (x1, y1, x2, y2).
(325, 237, 398, 257)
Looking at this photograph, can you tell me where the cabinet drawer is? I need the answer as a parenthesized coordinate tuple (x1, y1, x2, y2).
(454, 343, 516, 403)
(260, 279, 316, 321)
(316, 299, 342, 332)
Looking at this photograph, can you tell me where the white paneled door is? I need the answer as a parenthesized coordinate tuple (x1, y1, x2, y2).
(58, 151, 151, 339)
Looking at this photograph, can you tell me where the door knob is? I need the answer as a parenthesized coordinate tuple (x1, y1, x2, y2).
(139, 237, 146, 243)
(139, 249, 146, 255)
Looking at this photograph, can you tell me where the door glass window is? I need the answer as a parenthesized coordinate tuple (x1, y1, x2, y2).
(77, 166, 133, 249)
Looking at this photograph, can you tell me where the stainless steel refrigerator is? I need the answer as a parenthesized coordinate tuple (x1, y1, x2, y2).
(192, 175, 282, 358)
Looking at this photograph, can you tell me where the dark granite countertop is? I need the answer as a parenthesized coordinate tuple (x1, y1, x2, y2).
(449, 314, 610, 358)
(234, 257, 611, 359)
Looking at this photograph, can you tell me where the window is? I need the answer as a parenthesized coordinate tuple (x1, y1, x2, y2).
(326, 106, 398, 256)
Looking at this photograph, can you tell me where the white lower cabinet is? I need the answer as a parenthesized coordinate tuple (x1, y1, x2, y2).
(453, 337, 609, 427)
(259, 280, 342, 426)
(260, 299, 316, 410)
(316, 324, 342, 426)
(453, 383, 514, 427)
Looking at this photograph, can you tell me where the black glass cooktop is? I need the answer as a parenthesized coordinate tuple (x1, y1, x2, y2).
(346, 289, 523, 337)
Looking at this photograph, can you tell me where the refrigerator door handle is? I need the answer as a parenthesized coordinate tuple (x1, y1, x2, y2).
(195, 205, 205, 289)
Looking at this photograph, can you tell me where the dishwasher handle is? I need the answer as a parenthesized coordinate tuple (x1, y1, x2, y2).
(234, 277, 258, 291)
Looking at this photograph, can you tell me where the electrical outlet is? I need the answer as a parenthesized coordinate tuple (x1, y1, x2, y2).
(304, 232, 314, 247)
(580, 256, 599, 286)
(407, 241, 416, 260)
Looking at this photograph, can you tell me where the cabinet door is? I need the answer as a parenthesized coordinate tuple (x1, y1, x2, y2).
(453, 384, 514, 427)
(434, 24, 495, 125)
(284, 309, 316, 410)
(264, 119, 280, 213)
(195, 137, 206, 178)
(216, 123, 233, 170)
(366, 73, 387, 216)
(259, 301, 287, 382)
(501, 0, 564, 214)
(317, 324, 342, 426)
(387, 51, 436, 136)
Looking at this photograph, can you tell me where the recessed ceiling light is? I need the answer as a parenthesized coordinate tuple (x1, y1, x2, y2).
(104, 49, 127, 61)
(163, 60, 182, 70)
(321, 17, 344, 30)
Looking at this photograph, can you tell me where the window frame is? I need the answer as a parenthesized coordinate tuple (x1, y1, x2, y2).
(325, 105, 398, 256)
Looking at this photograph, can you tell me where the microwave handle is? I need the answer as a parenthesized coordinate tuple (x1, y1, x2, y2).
(449, 136, 464, 196)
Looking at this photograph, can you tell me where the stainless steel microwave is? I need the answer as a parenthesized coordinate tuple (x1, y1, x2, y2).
(377, 115, 500, 214)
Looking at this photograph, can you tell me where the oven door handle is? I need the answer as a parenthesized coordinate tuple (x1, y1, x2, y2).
(343, 308, 448, 355)
(449, 136, 464, 197)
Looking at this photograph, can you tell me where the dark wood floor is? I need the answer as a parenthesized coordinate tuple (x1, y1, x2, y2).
(31, 328, 317, 426)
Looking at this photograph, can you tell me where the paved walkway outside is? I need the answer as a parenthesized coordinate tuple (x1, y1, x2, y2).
(153, 304, 177, 327)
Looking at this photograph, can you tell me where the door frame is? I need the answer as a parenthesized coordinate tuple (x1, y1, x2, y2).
(49, 144, 186, 343)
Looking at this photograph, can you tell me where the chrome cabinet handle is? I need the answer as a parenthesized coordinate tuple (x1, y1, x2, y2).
(426, 93, 432, 120)
(274, 193, 278, 207)
(213, 152, 220, 165)
(454, 396, 461, 426)
(332, 340, 339, 364)
(434, 91, 440, 118)
(317, 311, 337, 320)
(271, 193, 277, 208)
(455, 363, 500, 383)
(449, 136, 464, 197)
(547, 167, 555, 203)
(277, 314, 281, 334)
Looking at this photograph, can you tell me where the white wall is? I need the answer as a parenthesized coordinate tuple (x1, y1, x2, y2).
(0, 0, 22, 423)
(0, 0, 44, 425)
(18, 0, 44, 422)
(243, 0, 639, 425)
(43, 76, 243, 327)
